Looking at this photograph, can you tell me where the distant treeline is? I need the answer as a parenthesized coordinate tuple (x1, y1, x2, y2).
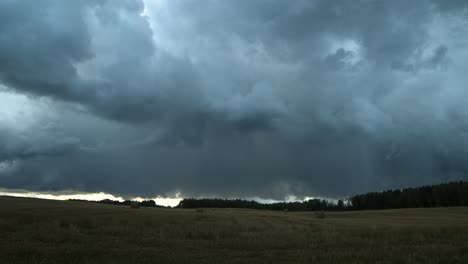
(69, 198, 169, 208)
(350, 181, 468, 210)
(177, 198, 342, 211)
(68, 181, 468, 211)
(178, 181, 468, 211)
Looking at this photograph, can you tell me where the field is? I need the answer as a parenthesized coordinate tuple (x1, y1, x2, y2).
(0, 196, 467, 264)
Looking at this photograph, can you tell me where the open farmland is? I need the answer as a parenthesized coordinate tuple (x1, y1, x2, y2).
(0, 196, 467, 264)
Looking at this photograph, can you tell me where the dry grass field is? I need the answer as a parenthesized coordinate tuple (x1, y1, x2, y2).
(0, 196, 467, 264)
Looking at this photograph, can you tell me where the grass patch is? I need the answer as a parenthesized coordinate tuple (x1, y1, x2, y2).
(0, 197, 467, 263)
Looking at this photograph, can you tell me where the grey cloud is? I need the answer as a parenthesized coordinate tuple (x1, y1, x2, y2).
(0, 1, 93, 98)
(431, 0, 468, 12)
(1, 0, 468, 199)
(426, 45, 449, 69)
(0, 0, 203, 125)
(324, 48, 355, 70)
(0, 126, 80, 162)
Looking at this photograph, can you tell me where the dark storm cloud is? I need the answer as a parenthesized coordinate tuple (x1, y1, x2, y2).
(1, 0, 468, 199)
(0, 129, 79, 162)
(432, 0, 468, 12)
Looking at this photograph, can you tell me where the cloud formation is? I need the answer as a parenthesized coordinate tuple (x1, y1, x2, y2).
(1, 0, 468, 199)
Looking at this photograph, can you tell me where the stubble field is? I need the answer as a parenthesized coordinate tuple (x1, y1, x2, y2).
(0, 196, 467, 264)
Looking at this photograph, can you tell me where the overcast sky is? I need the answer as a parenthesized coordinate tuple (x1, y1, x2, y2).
(1, 0, 468, 200)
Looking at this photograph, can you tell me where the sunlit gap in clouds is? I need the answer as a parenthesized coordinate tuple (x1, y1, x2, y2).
(0, 187, 337, 207)
(0, 188, 183, 207)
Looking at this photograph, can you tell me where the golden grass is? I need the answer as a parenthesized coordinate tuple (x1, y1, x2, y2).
(0, 196, 467, 264)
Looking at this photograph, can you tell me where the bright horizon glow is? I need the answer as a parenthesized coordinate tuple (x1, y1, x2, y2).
(0, 189, 183, 207)
(0, 188, 337, 208)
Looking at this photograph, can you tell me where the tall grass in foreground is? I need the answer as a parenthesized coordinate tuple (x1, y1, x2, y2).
(0, 196, 467, 264)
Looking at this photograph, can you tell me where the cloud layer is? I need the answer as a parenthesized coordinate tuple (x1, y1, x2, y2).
(1, 0, 468, 199)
